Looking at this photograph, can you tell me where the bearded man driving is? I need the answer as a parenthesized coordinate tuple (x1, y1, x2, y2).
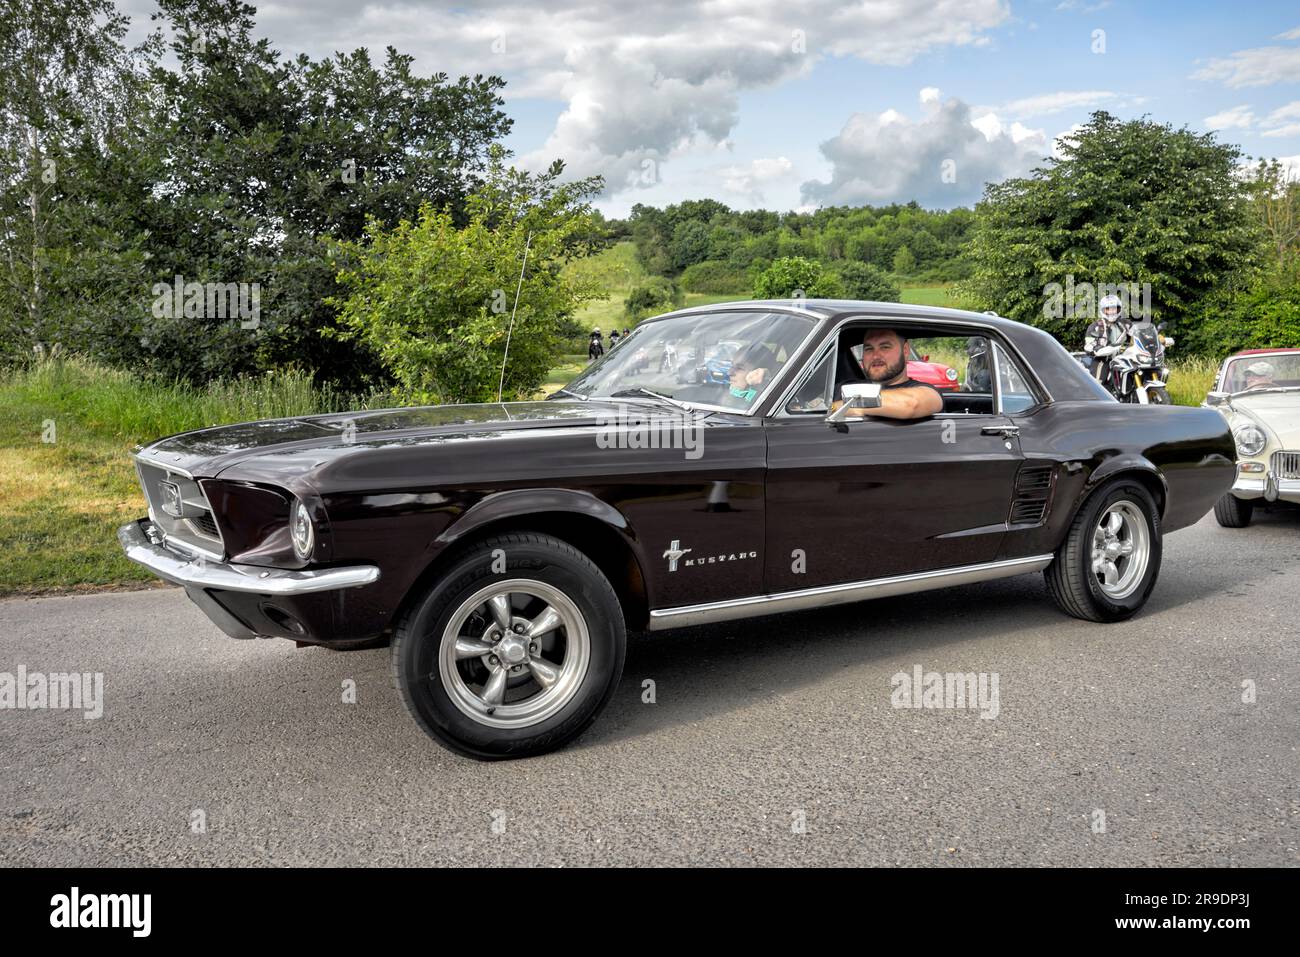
(832, 328, 944, 420)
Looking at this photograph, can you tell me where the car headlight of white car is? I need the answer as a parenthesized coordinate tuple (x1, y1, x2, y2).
(1233, 422, 1268, 458)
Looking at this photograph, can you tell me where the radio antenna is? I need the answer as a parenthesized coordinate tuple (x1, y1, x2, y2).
(497, 231, 533, 403)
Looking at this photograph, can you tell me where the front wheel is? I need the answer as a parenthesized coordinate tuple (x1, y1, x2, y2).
(1213, 492, 1254, 528)
(392, 533, 626, 760)
(1045, 479, 1163, 622)
(1148, 386, 1170, 405)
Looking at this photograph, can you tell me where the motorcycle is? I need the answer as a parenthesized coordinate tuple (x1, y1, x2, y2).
(1075, 321, 1174, 404)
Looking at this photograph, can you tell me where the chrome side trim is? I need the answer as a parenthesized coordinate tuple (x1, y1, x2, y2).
(646, 553, 1055, 631)
(118, 521, 379, 595)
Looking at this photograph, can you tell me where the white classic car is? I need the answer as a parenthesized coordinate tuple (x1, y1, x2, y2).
(1205, 348, 1300, 527)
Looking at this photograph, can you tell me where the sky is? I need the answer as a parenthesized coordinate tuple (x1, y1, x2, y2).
(119, 0, 1300, 217)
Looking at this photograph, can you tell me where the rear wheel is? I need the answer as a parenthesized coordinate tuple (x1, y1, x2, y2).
(392, 533, 626, 760)
(1213, 492, 1254, 528)
(1045, 479, 1162, 622)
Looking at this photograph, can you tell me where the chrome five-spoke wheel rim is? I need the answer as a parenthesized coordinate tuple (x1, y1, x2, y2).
(1091, 501, 1150, 600)
(438, 579, 590, 729)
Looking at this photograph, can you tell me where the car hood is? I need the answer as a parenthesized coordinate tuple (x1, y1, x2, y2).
(135, 399, 668, 479)
(1227, 393, 1300, 446)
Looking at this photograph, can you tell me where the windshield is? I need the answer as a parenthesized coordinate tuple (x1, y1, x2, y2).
(561, 310, 816, 410)
(1221, 354, 1300, 394)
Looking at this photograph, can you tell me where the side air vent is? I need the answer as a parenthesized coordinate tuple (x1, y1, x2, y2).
(1009, 465, 1055, 526)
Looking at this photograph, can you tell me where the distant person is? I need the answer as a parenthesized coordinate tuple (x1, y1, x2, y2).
(609, 330, 621, 348)
(1243, 360, 1275, 390)
(588, 330, 604, 362)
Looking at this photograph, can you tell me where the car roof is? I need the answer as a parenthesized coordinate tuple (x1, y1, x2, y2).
(1228, 348, 1300, 357)
(649, 298, 1112, 404)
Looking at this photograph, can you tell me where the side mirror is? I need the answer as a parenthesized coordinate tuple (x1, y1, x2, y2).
(922, 354, 930, 362)
(826, 383, 883, 426)
(1205, 391, 1230, 407)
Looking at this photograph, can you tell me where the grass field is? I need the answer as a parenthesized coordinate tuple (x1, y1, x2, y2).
(0, 358, 368, 596)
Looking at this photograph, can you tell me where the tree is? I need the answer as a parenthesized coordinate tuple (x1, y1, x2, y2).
(669, 220, 710, 272)
(0, 0, 154, 360)
(624, 276, 684, 319)
(892, 245, 916, 275)
(331, 153, 605, 403)
(753, 256, 843, 299)
(835, 261, 900, 302)
(961, 111, 1261, 346)
(130, 0, 514, 387)
(1244, 158, 1300, 269)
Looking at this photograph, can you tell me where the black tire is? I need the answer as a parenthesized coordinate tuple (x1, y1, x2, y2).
(1148, 387, 1170, 405)
(1213, 492, 1254, 528)
(1044, 479, 1163, 623)
(392, 532, 626, 760)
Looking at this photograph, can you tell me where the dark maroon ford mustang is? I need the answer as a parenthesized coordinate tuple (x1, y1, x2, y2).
(120, 301, 1235, 759)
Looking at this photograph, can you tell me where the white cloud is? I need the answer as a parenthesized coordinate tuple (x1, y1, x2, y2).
(1204, 105, 1255, 130)
(120, 0, 1012, 199)
(1192, 40, 1300, 88)
(990, 90, 1119, 118)
(1256, 100, 1300, 138)
(1263, 100, 1300, 124)
(1051, 124, 1086, 160)
(802, 94, 1048, 208)
(721, 157, 795, 202)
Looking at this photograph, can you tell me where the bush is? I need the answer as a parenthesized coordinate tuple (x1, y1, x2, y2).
(1183, 262, 1300, 355)
(833, 262, 901, 302)
(753, 256, 843, 299)
(624, 276, 685, 319)
(680, 259, 750, 294)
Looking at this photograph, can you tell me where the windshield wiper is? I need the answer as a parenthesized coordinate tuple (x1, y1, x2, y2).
(553, 388, 588, 400)
(609, 387, 696, 412)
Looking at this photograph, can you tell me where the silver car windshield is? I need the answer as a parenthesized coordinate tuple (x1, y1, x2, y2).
(563, 310, 816, 411)
(1222, 354, 1300, 394)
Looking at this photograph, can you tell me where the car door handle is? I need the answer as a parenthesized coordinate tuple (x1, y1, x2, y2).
(981, 425, 1020, 438)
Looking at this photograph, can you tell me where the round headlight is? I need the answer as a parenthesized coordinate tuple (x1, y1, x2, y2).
(1234, 423, 1267, 458)
(291, 499, 315, 560)
(945, 367, 958, 381)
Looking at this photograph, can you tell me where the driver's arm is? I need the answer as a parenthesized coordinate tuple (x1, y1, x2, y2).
(832, 385, 943, 420)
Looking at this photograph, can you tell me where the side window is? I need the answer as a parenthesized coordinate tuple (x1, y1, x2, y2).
(784, 349, 834, 414)
(993, 342, 1037, 413)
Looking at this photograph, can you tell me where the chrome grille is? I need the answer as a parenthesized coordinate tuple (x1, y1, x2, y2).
(135, 460, 225, 558)
(1272, 450, 1300, 481)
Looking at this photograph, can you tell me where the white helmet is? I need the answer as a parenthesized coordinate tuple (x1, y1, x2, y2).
(1098, 293, 1124, 323)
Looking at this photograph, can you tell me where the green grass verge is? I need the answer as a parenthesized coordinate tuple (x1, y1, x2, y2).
(0, 358, 368, 596)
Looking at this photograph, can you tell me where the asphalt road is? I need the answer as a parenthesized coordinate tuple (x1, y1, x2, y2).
(2, 509, 1297, 867)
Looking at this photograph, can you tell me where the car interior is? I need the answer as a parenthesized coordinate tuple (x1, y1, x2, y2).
(782, 323, 1040, 417)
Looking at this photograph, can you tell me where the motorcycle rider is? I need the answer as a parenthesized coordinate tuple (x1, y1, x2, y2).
(1083, 293, 1130, 384)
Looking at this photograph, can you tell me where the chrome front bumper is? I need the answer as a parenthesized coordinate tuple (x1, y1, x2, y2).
(118, 520, 380, 595)
(1231, 476, 1300, 503)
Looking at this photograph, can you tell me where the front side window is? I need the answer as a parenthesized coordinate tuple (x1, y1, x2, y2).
(562, 310, 814, 411)
(781, 325, 1027, 417)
